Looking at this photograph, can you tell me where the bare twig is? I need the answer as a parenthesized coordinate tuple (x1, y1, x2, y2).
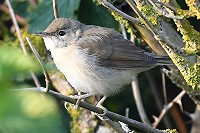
(147, 0, 182, 19)
(53, 0, 59, 18)
(99, 0, 140, 24)
(6, 0, 41, 88)
(6, 0, 27, 55)
(152, 90, 186, 128)
(162, 71, 167, 105)
(145, 72, 172, 128)
(30, 71, 41, 87)
(26, 37, 50, 92)
(154, 1, 176, 13)
(120, 24, 127, 39)
(16, 87, 164, 133)
(132, 77, 151, 125)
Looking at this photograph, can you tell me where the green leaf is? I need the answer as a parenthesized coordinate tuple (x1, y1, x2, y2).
(77, 0, 119, 29)
(28, 0, 81, 32)
(0, 46, 38, 88)
(0, 90, 70, 133)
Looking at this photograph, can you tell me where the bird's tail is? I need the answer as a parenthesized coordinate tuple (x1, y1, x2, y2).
(145, 52, 173, 65)
(155, 56, 173, 65)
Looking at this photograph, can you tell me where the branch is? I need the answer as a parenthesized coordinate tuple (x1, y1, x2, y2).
(26, 37, 50, 92)
(154, 1, 176, 13)
(132, 77, 151, 125)
(152, 90, 186, 128)
(99, 0, 140, 24)
(5, 0, 27, 55)
(6, 0, 41, 88)
(126, 0, 183, 52)
(18, 87, 164, 133)
(145, 72, 172, 127)
(147, 0, 182, 19)
(52, 0, 59, 18)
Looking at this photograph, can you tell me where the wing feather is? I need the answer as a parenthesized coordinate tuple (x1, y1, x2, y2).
(77, 25, 158, 69)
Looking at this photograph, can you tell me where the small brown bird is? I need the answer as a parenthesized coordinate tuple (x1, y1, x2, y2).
(35, 18, 170, 104)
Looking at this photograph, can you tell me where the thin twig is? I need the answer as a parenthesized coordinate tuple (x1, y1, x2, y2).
(16, 87, 164, 133)
(162, 71, 167, 105)
(152, 90, 186, 128)
(53, 0, 59, 18)
(147, 0, 182, 19)
(30, 71, 41, 87)
(145, 72, 172, 128)
(26, 37, 50, 92)
(120, 24, 127, 39)
(154, 1, 177, 13)
(99, 0, 140, 24)
(132, 77, 151, 125)
(6, 0, 41, 88)
(6, 0, 27, 55)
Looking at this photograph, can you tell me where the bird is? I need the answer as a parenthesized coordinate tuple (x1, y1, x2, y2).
(35, 18, 171, 106)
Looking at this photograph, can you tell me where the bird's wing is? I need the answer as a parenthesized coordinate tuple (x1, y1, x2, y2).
(77, 26, 157, 69)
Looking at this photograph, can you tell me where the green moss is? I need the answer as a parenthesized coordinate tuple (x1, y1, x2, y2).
(66, 100, 97, 133)
(176, 20, 200, 55)
(163, 129, 179, 133)
(13, 31, 47, 59)
(185, 0, 200, 19)
(66, 104, 82, 133)
(161, 0, 170, 3)
(140, 4, 159, 26)
(177, 9, 194, 18)
(111, 11, 136, 35)
(169, 52, 199, 90)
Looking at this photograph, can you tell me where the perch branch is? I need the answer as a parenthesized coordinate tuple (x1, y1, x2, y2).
(17, 87, 164, 133)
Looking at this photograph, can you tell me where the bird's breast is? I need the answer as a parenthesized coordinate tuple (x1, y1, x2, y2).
(50, 45, 101, 93)
(49, 45, 133, 96)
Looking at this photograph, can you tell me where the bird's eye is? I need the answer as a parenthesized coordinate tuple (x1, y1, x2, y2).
(58, 30, 66, 36)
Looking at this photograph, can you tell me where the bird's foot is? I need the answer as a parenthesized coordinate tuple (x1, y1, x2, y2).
(70, 93, 93, 99)
(92, 96, 109, 120)
(65, 93, 93, 110)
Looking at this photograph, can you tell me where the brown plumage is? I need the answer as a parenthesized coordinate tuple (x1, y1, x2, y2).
(35, 18, 171, 97)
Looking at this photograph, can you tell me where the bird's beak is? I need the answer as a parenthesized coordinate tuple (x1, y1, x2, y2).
(34, 32, 51, 37)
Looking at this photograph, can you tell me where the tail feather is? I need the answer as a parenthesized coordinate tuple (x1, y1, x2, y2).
(155, 56, 173, 65)
(145, 52, 173, 65)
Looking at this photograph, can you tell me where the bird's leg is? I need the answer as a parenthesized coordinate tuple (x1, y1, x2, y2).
(68, 93, 93, 110)
(92, 96, 108, 120)
(71, 92, 93, 99)
(74, 92, 93, 109)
